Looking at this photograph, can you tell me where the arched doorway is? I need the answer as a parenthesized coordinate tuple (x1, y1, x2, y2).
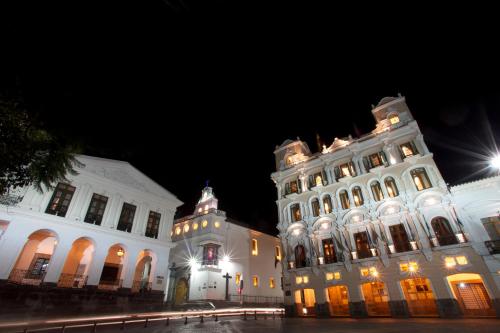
(132, 250, 156, 293)
(361, 282, 390, 316)
(174, 278, 188, 305)
(326, 285, 350, 316)
(446, 273, 495, 317)
(295, 288, 316, 316)
(9, 229, 58, 286)
(431, 217, 457, 246)
(58, 238, 94, 288)
(295, 245, 306, 268)
(400, 277, 438, 316)
(98, 244, 126, 290)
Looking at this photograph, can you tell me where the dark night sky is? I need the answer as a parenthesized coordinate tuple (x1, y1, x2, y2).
(3, 1, 500, 235)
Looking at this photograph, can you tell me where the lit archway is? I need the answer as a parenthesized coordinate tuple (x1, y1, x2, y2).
(98, 244, 126, 290)
(326, 285, 350, 316)
(9, 229, 58, 286)
(361, 282, 390, 316)
(295, 288, 316, 316)
(58, 237, 95, 288)
(446, 273, 495, 317)
(131, 249, 157, 293)
(400, 277, 438, 316)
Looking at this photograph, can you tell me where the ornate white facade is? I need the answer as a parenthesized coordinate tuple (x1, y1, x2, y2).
(0, 155, 182, 299)
(271, 96, 500, 318)
(167, 187, 283, 306)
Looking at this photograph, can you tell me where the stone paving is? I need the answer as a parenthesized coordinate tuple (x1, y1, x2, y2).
(54, 316, 499, 333)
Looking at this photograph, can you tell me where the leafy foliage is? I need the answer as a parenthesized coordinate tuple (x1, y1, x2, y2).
(0, 98, 82, 195)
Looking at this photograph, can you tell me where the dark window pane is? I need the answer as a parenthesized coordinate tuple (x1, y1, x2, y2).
(117, 203, 136, 233)
(145, 211, 161, 239)
(84, 193, 108, 226)
(45, 183, 76, 217)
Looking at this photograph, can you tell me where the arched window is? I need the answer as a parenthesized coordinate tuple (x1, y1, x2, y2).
(411, 168, 432, 191)
(311, 198, 320, 217)
(339, 190, 350, 209)
(291, 204, 302, 222)
(431, 217, 458, 246)
(295, 245, 307, 268)
(352, 186, 364, 207)
(384, 177, 399, 197)
(286, 156, 293, 166)
(370, 181, 384, 202)
(323, 195, 333, 214)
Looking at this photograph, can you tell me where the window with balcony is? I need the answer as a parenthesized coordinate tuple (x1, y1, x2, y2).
(202, 243, 219, 266)
(322, 238, 337, 264)
(352, 186, 364, 207)
(84, 193, 108, 225)
(145, 211, 161, 239)
(337, 162, 356, 178)
(368, 151, 388, 169)
(384, 177, 399, 197)
(411, 168, 432, 191)
(311, 198, 321, 217)
(354, 232, 372, 259)
(291, 204, 302, 222)
(389, 224, 411, 253)
(323, 195, 333, 214)
(45, 183, 76, 217)
(371, 181, 384, 202)
(285, 179, 301, 195)
(117, 203, 136, 233)
(308, 171, 327, 188)
(295, 245, 307, 268)
(431, 217, 457, 246)
(339, 190, 350, 209)
(400, 141, 418, 158)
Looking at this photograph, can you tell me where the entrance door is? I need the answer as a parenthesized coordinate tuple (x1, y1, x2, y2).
(401, 278, 438, 316)
(327, 285, 350, 316)
(174, 279, 188, 305)
(447, 274, 495, 317)
(361, 282, 390, 316)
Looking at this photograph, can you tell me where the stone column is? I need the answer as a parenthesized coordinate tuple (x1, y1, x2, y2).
(121, 250, 137, 289)
(314, 285, 329, 317)
(86, 244, 109, 287)
(0, 230, 26, 280)
(416, 134, 430, 155)
(43, 238, 74, 286)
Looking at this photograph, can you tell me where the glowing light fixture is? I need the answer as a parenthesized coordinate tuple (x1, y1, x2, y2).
(116, 248, 124, 257)
(214, 221, 220, 228)
(223, 255, 230, 263)
(459, 282, 466, 288)
(491, 155, 500, 169)
(302, 308, 308, 315)
(188, 257, 197, 267)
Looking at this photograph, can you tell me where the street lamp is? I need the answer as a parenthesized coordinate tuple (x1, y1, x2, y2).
(491, 155, 500, 170)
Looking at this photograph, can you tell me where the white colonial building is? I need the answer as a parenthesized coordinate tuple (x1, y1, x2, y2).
(271, 95, 500, 318)
(0, 155, 182, 314)
(167, 186, 283, 306)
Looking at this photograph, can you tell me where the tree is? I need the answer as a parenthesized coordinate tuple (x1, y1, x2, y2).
(0, 98, 82, 197)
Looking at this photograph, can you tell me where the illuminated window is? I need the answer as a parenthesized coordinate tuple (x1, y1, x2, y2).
(456, 256, 468, 265)
(202, 220, 208, 228)
(296, 276, 303, 284)
(411, 168, 432, 191)
(385, 177, 399, 197)
(352, 186, 364, 207)
(303, 276, 309, 284)
(389, 114, 400, 125)
(315, 174, 322, 186)
(323, 195, 333, 214)
(326, 272, 334, 281)
(285, 180, 300, 195)
(400, 142, 418, 158)
(214, 221, 220, 228)
(175, 226, 181, 235)
(369, 267, 379, 277)
(275, 246, 281, 261)
(183, 224, 190, 233)
(334, 272, 341, 280)
(269, 277, 275, 288)
(291, 204, 302, 221)
(360, 268, 369, 277)
(253, 276, 259, 287)
(338, 162, 355, 178)
(235, 273, 241, 285)
(339, 190, 350, 209)
(371, 181, 384, 202)
(361, 267, 378, 277)
(251, 239, 258, 256)
(368, 152, 385, 168)
(204, 204, 209, 211)
(400, 262, 419, 272)
(193, 222, 199, 230)
(198, 207, 202, 213)
(445, 257, 456, 268)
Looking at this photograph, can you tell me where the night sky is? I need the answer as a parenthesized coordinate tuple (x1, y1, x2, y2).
(3, 1, 500, 235)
